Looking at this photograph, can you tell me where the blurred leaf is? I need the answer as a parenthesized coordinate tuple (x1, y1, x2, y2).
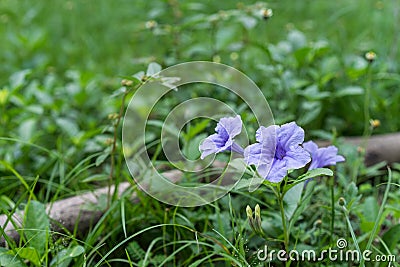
(10, 70, 31, 89)
(81, 174, 109, 183)
(360, 196, 379, 232)
(147, 120, 180, 138)
(334, 86, 364, 97)
(18, 118, 36, 141)
(382, 224, 400, 252)
(298, 85, 331, 100)
(146, 62, 162, 77)
(183, 133, 207, 160)
(182, 119, 210, 141)
(237, 15, 257, 29)
(287, 30, 307, 49)
(55, 117, 79, 137)
(294, 47, 313, 65)
(95, 148, 110, 167)
(346, 182, 362, 210)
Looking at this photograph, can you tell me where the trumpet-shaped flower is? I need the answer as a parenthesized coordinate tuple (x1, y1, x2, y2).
(303, 141, 345, 170)
(199, 115, 244, 159)
(244, 122, 311, 183)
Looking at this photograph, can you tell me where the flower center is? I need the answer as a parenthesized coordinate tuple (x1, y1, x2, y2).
(275, 143, 286, 160)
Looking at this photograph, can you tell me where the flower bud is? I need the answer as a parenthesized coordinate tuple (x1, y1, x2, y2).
(246, 205, 253, 219)
(108, 113, 119, 120)
(254, 204, 263, 234)
(255, 204, 261, 218)
(230, 52, 239, 61)
(212, 55, 221, 63)
(365, 51, 376, 63)
(338, 197, 346, 206)
(145, 20, 158, 30)
(370, 119, 380, 128)
(105, 138, 114, 146)
(121, 79, 133, 87)
(357, 146, 365, 154)
(261, 8, 273, 20)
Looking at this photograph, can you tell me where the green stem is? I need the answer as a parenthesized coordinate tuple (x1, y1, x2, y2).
(363, 64, 372, 136)
(107, 91, 127, 208)
(330, 175, 335, 244)
(359, 167, 392, 267)
(274, 186, 289, 253)
(342, 206, 362, 263)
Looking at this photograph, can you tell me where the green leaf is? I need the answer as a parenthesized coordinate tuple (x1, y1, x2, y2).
(297, 85, 331, 100)
(382, 224, 400, 252)
(14, 248, 40, 267)
(334, 86, 364, 97)
(24, 200, 50, 258)
(288, 180, 316, 230)
(146, 120, 180, 138)
(50, 249, 71, 267)
(233, 176, 265, 191)
(10, 69, 31, 89)
(18, 119, 37, 141)
(55, 117, 79, 137)
(363, 196, 379, 222)
(346, 182, 362, 210)
(298, 102, 322, 125)
(284, 182, 304, 220)
(285, 168, 332, 193)
(182, 119, 210, 141)
(50, 245, 85, 267)
(67, 245, 85, 258)
(95, 147, 111, 166)
(298, 168, 333, 181)
(81, 174, 109, 183)
(0, 248, 26, 267)
(183, 133, 207, 160)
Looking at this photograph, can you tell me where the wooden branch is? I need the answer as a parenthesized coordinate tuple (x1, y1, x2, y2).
(1, 133, 399, 246)
(0, 171, 182, 247)
(317, 132, 400, 166)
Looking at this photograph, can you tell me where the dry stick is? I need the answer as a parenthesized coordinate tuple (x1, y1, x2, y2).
(1, 133, 399, 246)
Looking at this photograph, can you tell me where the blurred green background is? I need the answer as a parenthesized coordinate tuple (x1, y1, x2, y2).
(1, 1, 400, 266)
(1, 0, 398, 77)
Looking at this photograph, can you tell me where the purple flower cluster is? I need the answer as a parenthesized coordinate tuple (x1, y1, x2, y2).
(199, 115, 345, 183)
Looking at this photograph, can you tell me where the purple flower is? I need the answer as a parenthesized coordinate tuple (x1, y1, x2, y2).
(303, 141, 345, 170)
(244, 122, 311, 183)
(199, 115, 244, 159)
